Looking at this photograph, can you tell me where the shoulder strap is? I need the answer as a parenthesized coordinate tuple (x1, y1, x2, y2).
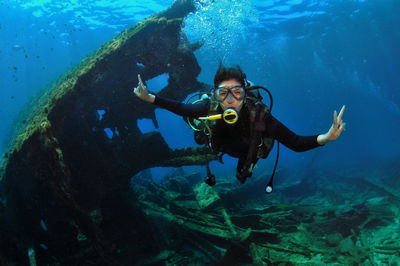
(236, 100, 269, 183)
(247, 101, 267, 164)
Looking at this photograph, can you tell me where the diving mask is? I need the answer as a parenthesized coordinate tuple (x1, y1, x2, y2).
(213, 85, 245, 103)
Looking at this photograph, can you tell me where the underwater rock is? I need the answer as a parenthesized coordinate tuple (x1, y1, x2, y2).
(365, 196, 400, 218)
(325, 232, 344, 247)
(162, 169, 203, 194)
(194, 182, 221, 209)
(163, 175, 192, 194)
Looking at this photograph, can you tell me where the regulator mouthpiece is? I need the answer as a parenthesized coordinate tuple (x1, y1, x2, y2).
(222, 109, 238, 124)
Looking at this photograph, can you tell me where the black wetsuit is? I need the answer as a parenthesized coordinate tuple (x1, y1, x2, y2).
(154, 95, 322, 153)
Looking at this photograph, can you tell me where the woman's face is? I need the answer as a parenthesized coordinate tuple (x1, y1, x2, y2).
(215, 78, 245, 111)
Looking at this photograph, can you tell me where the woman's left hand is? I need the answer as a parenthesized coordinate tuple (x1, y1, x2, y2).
(318, 105, 346, 145)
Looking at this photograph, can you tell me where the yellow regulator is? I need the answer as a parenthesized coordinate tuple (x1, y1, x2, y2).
(198, 108, 238, 124)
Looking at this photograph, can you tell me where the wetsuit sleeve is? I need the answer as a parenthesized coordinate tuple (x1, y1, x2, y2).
(153, 95, 209, 117)
(264, 115, 322, 152)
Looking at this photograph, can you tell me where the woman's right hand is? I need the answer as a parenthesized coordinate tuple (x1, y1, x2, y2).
(134, 74, 155, 103)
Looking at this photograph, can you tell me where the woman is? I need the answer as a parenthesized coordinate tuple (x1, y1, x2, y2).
(134, 65, 346, 186)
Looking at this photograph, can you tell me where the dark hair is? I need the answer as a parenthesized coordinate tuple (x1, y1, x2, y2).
(213, 63, 247, 88)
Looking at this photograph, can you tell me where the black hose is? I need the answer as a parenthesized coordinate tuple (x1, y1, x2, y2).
(265, 141, 279, 194)
(245, 86, 273, 115)
(246, 86, 280, 194)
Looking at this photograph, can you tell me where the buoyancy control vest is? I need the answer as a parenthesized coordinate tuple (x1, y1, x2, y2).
(185, 85, 279, 193)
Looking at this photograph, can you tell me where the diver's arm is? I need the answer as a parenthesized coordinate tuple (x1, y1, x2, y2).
(133, 74, 208, 117)
(153, 96, 209, 117)
(264, 115, 322, 152)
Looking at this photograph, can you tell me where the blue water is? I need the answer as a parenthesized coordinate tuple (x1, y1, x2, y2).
(1, 0, 399, 181)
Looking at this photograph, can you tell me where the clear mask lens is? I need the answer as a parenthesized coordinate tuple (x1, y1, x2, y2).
(214, 85, 245, 102)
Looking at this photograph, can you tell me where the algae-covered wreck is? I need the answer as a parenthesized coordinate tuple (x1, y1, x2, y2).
(0, 0, 215, 264)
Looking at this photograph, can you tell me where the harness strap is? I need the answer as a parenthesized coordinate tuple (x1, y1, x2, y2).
(246, 102, 266, 167)
(236, 101, 268, 183)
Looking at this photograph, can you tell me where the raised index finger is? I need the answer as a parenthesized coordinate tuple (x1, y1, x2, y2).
(138, 74, 144, 87)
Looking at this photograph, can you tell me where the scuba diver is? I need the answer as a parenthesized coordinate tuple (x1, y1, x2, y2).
(134, 64, 346, 193)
